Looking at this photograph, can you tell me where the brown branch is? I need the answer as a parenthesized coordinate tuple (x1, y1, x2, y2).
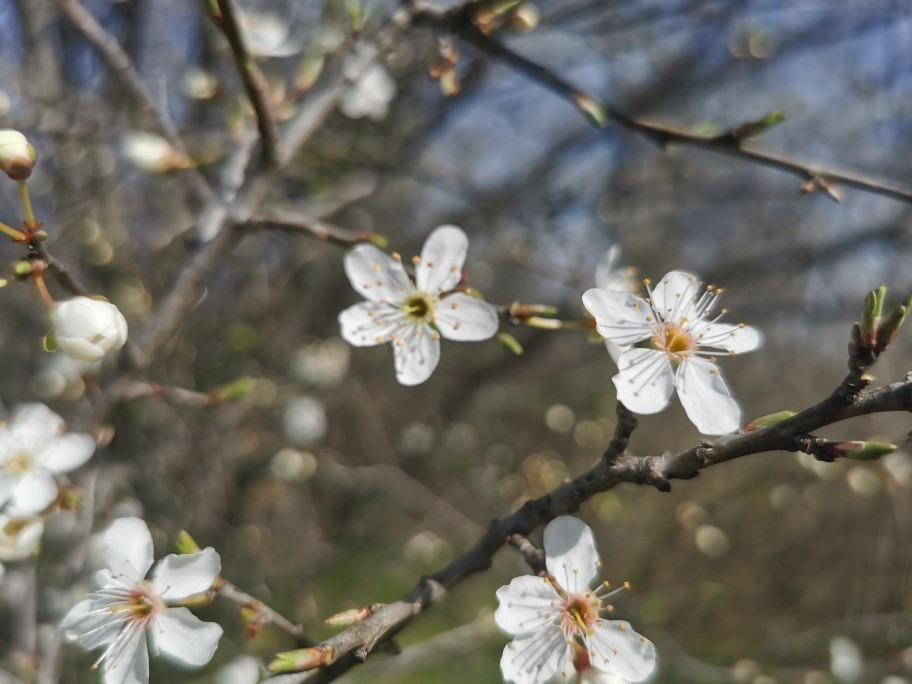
(207, 0, 280, 166)
(56, 0, 214, 204)
(267, 368, 912, 682)
(412, 4, 912, 205)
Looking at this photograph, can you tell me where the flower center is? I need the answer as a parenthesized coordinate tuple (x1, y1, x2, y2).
(653, 322, 695, 359)
(561, 594, 600, 638)
(402, 293, 433, 322)
(6, 451, 34, 475)
(120, 584, 162, 621)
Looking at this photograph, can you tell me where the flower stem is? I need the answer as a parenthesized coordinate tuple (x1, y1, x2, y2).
(32, 269, 56, 308)
(17, 180, 37, 229)
(0, 220, 26, 241)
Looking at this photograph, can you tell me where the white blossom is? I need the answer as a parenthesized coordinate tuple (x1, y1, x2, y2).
(339, 63, 397, 122)
(495, 517, 656, 684)
(54, 297, 128, 362)
(593, 246, 638, 363)
(62, 517, 223, 684)
(0, 514, 44, 561)
(0, 403, 95, 515)
(338, 225, 499, 385)
(237, 11, 301, 58)
(582, 271, 761, 435)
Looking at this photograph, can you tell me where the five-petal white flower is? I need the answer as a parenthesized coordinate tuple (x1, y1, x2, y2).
(495, 516, 656, 684)
(582, 271, 761, 435)
(0, 403, 96, 515)
(62, 517, 223, 684)
(339, 225, 500, 385)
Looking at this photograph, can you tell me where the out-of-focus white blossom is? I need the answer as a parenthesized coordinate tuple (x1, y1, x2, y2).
(121, 132, 188, 174)
(237, 11, 301, 58)
(0, 403, 95, 515)
(0, 514, 44, 561)
(339, 64, 397, 122)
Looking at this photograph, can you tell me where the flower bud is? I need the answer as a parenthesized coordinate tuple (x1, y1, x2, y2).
(324, 605, 373, 627)
(0, 130, 36, 180)
(876, 294, 912, 347)
(268, 645, 333, 672)
(175, 530, 202, 554)
(741, 410, 796, 432)
(53, 297, 128, 362)
(835, 441, 897, 461)
(859, 285, 885, 346)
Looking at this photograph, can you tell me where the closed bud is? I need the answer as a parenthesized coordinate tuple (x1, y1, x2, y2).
(860, 286, 885, 346)
(210, 376, 256, 402)
(835, 441, 896, 461)
(741, 410, 796, 432)
(0, 130, 36, 180)
(876, 295, 912, 347)
(324, 605, 373, 627)
(268, 645, 333, 673)
(53, 297, 128, 362)
(175, 530, 201, 554)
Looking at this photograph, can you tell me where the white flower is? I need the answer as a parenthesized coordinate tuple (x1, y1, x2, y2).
(0, 514, 44, 560)
(54, 297, 129, 362)
(339, 63, 397, 122)
(0, 129, 36, 180)
(593, 246, 638, 363)
(62, 517, 223, 684)
(0, 403, 95, 515)
(582, 271, 762, 435)
(495, 517, 656, 684)
(237, 11, 301, 58)
(121, 132, 187, 174)
(338, 225, 499, 385)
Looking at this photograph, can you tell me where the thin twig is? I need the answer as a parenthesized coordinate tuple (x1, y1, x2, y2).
(56, 0, 214, 203)
(216, 579, 311, 645)
(207, 0, 280, 166)
(413, 4, 912, 205)
(245, 212, 376, 247)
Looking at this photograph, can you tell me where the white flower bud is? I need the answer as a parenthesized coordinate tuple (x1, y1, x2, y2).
(54, 297, 128, 362)
(0, 129, 36, 180)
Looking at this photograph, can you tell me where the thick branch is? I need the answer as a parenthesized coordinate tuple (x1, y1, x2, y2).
(271, 371, 912, 682)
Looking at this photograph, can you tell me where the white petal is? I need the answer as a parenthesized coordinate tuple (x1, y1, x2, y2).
(151, 607, 223, 667)
(0, 474, 19, 509)
(495, 575, 558, 636)
(543, 517, 600, 593)
(13, 403, 64, 436)
(61, 597, 122, 650)
(587, 621, 657, 682)
(39, 433, 96, 474)
(694, 322, 762, 354)
(501, 628, 572, 684)
(104, 518, 154, 582)
(648, 271, 700, 320)
(57, 337, 106, 362)
(152, 548, 221, 601)
(605, 340, 625, 364)
(612, 349, 675, 415)
(338, 301, 406, 347)
(675, 357, 741, 435)
(416, 225, 467, 294)
(582, 290, 654, 346)
(343, 245, 410, 304)
(0, 514, 44, 560)
(435, 293, 499, 341)
(392, 325, 441, 386)
(102, 627, 148, 684)
(9, 470, 57, 515)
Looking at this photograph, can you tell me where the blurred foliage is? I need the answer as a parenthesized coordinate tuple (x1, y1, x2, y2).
(0, 0, 911, 683)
